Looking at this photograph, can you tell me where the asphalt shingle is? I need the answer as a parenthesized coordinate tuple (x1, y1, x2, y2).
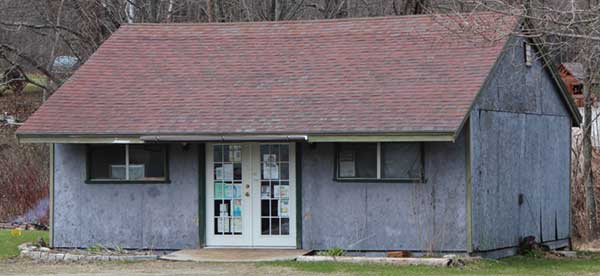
(17, 13, 516, 136)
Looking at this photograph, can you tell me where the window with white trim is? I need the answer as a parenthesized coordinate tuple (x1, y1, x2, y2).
(335, 142, 423, 182)
(88, 144, 168, 182)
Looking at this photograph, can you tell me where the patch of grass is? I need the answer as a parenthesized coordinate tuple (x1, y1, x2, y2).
(264, 253, 600, 275)
(317, 247, 345, 257)
(0, 229, 48, 259)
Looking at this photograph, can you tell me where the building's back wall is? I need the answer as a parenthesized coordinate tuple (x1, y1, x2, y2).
(52, 143, 200, 249)
(301, 130, 468, 252)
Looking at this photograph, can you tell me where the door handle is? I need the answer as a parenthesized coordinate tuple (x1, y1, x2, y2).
(245, 192, 250, 197)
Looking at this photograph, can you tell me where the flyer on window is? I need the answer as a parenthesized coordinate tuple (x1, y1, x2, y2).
(233, 184, 242, 198)
(261, 185, 270, 199)
(215, 166, 223, 180)
(339, 151, 356, 177)
(223, 163, 234, 180)
(229, 147, 242, 162)
(279, 185, 289, 198)
(225, 184, 234, 198)
(214, 182, 224, 198)
(280, 199, 289, 218)
(232, 199, 242, 216)
(262, 154, 279, 179)
(232, 218, 242, 233)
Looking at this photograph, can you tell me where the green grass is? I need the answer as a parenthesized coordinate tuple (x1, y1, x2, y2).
(0, 229, 48, 259)
(264, 253, 600, 276)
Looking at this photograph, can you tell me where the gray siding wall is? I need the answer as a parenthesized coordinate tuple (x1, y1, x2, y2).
(470, 37, 572, 251)
(53, 143, 200, 249)
(301, 130, 468, 252)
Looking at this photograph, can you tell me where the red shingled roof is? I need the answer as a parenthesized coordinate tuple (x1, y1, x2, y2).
(18, 13, 517, 137)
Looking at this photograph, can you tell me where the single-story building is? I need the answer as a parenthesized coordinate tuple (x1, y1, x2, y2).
(17, 13, 581, 257)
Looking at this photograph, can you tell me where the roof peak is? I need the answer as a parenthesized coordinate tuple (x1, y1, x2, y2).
(122, 12, 500, 27)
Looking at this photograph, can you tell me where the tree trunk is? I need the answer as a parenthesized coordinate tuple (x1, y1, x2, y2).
(126, 0, 136, 23)
(207, 0, 215, 22)
(583, 80, 598, 240)
(44, 0, 65, 102)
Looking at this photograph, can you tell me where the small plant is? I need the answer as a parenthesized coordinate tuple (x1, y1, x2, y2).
(318, 247, 345, 257)
(518, 236, 548, 258)
(112, 243, 126, 254)
(87, 243, 106, 253)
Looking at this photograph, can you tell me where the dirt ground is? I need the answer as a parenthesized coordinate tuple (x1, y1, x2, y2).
(0, 258, 333, 276)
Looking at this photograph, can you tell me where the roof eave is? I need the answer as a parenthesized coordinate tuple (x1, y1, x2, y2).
(17, 131, 457, 144)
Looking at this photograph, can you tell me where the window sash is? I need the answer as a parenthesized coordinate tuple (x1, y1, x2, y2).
(335, 142, 423, 182)
(87, 144, 168, 182)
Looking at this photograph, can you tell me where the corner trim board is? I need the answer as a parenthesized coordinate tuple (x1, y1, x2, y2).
(49, 143, 54, 247)
(296, 143, 303, 249)
(198, 144, 206, 247)
(465, 119, 473, 253)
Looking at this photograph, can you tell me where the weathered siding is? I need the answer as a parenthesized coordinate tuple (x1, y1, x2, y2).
(301, 130, 468, 251)
(470, 37, 572, 252)
(53, 143, 200, 249)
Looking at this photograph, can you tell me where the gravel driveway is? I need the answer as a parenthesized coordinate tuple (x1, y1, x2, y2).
(0, 259, 333, 276)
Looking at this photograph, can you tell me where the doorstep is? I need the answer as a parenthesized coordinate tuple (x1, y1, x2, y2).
(159, 248, 309, 262)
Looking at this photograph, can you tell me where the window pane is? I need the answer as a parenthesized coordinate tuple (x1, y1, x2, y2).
(382, 143, 422, 179)
(129, 144, 167, 180)
(89, 145, 126, 180)
(338, 143, 377, 178)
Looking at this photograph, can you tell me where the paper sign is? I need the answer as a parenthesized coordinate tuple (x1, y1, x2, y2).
(230, 147, 242, 162)
(233, 184, 242, 199)
(263, 154, 279, 180)
(232, 199, 242, 216)
(215, 166, 223, 180)
(261, 185, 270, 199)
(232, 218, 242, 233)
(223, 164, 234, 180)
(339, 151, 356, 177)
(279, 185, 289, 198)
(225, 185, 234, 198)
(280, 199, 290, 218)
(214, 182, 224, 198)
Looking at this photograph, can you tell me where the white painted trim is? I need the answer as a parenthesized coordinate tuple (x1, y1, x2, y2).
(17, 137, 144, 144)
(205, 142, 296, 248)
(308, 135, 455, 142)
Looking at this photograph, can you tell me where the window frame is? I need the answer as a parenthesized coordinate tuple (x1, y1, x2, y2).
(333, 142, 425, 183)
(86, 144, 170, 184)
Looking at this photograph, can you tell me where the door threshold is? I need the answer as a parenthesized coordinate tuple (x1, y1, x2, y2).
(204, 246, 299, 250)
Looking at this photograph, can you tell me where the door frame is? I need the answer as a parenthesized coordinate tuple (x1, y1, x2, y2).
(203, 142, 298, 248)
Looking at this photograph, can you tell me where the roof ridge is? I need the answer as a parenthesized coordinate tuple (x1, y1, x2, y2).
(122, 12, 500, 27)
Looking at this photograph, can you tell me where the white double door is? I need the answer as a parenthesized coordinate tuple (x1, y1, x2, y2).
(205, 143, 296, 247)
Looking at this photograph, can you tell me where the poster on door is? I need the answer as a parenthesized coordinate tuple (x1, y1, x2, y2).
(263, 154, 279, 180)
(280, 199, 290, 218)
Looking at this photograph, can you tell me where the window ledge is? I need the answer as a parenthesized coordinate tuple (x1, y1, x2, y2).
(333, 178, 426, 184)
(85, 179, 171, 184)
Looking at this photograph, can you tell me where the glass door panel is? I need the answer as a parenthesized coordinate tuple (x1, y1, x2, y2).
(259, 144, 290, 236)
(213, 144, 243, 235)
(253, 143, 296, 247)
(206, 144, 251, 247)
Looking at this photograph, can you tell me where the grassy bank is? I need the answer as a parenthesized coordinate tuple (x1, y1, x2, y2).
(265, 252, 600, 276)
(0, 229, 48, 259)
